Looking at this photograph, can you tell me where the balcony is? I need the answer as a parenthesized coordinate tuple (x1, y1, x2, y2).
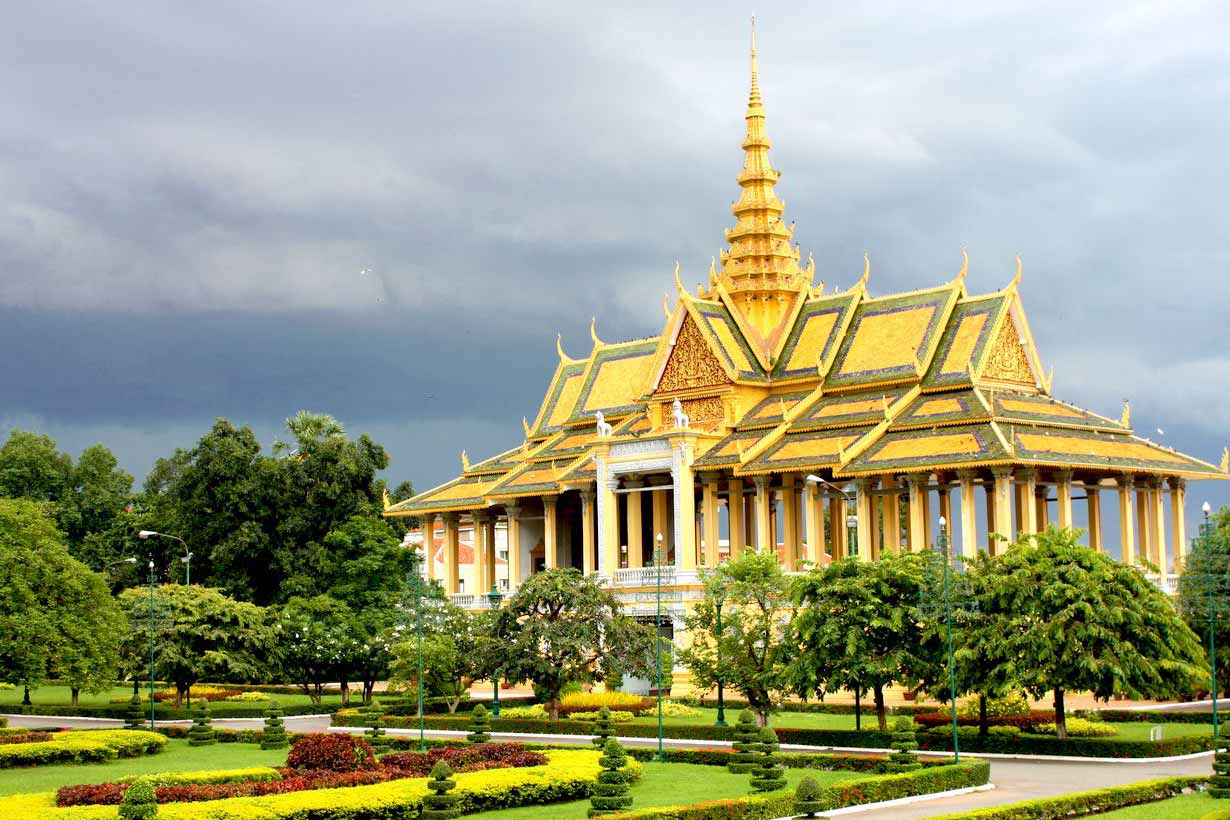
(612, 567, 677, 587)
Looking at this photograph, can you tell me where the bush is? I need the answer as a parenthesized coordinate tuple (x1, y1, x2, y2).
(592, 707, 617, 748)
(186, 702, 216, 747)
(124, 696, 144, 731)
(886, 718, 920, 773)
(286, 733, 376, 772)
(958, 693, 1030, 719)
(500, 704, 548, 720)
(262, 701, 290, 750)
(1213, 741, 1230, 799)
(590, 739, 632, 817)
(793, 775, 824, 818)
(560, 692, 654, 715)
(118, 778, 157, 820)
(749, 726, 786, 793)
(0, 732, 52, 745)
(643, 701, 700, 718)
(422, 760, 461, 819)
(363, 702, 390, 752)
(224, 692, 271, 702)
(0, 730, 165, 768)
(728, 710, 760, 774)
(467, 704, 492, 744)
(923, 775, 1205, 819)
(1032, 718, 1118, 738)
(575, 710, 637, 723)
(58, 769, 283, 806)
(380, 743, 548, 776)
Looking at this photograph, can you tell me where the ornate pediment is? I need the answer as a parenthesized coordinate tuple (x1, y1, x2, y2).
(982, 316, 1035, 385)
(657, 314, 732, 393)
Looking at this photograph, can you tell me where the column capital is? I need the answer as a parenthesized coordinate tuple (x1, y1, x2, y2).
(1167, 476, 1186, 491)
(906, 472, 929, 488)
(699, 471, 724, 486)
(1013, 466, 1037, 482)
(580, 489, 596, 504)
(991, 465, 1015, 480)
(604, 478, 620, 492)
(856, 477, 879, 491)
(1053, 468, 1074, 483)
(504, 504, 521, 518)
(543, 495, 558, 509)
(956, 468, 980, 482)
(441, 512, 459, 524)
(752, 475, 771, 490)
(1116, 473, 1136, 490)
(471, 510, 490, 523)
(623, 476, 644, 488)
(1143, 475, 1163, 490)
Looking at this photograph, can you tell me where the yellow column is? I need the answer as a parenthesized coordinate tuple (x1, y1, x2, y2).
(443, 513, 460, 594)
(991, 467, 1014, 552)
(883, 477, 902, 554)
(543, 497, 558, 569)
(856, 479, 876, 562)
(625, 479, 644, 569)
(830, 495, 847, 559)
(484, 517, 497, 591)
(652, 485, 671, 557)
(1169, 478, 1187, 573)
(1055, 470, 1074, 529)
(956, 470, 979, 560)
(601, 478, 621, 576)
(673, 442, 697, 570)
(505, 505, 522, 589)
(471, 513, 487, 591)
(753, 476, 773, 554)
(728, 478, 745, 561)
(781, 475, 800, 570)
(871, 494, 882, 560)
(1086, 484, 1103, 551)
(421, 514, 437, 582)
(581, 490, 596, 576)
(804, 479, 825, 566)
(907, 474, 929, 552)
(1135, 486, 1151, 567)
(937, 481, 953, 543)
(1035, 485, 1049, 531)
(702, 475, 721, 567)
(1015, 469, 1038, 537)
(1117, 475, 1136, 565)
(1149, 478, 1166, 572)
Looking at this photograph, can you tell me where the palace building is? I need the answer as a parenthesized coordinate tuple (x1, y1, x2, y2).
(385, 31, 1226, 641)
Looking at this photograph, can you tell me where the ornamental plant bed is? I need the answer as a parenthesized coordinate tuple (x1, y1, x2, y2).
(0, 731, 166, 768)
(380, 743, 548, 776)
(1085, 709, 1220, 725)
(0, 734, 54, 746)
(922, 775, 1207, 819)
(912, 711, 1055, 731)
(13, 703, 338, 720)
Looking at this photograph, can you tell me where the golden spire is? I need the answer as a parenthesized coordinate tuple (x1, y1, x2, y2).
(715, 19, 808, 341)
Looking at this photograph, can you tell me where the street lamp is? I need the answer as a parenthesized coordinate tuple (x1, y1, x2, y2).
(406, 546, 427, 751)
(1201, 501, 1220, 740)
(846, 513, 859, 558)
(146, 556, 157, 730)
(486, 584, 504, 719)
(712, 579, 728, 727)
(655, 532, 665, 762)
(805, 476, 858, 557)
(937, 515, 960, 763)
(138, 531, 192, 585)
(104, 557, 138, 572)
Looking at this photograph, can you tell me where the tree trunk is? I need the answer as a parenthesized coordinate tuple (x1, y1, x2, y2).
(341, 681, 350, 706)
(133, 679, 140, 696)
(548, 699, 560, 721)
(363, 680, 375, 703)
(310, 683, 322, 705)
(1053, 688, 1067, 740)
(873, 684, 888, 732)
(175, 683, 186, 709)
(979, 693, 989, 736)
(71, 687, 80, 706)
(854, 689, 861, 732)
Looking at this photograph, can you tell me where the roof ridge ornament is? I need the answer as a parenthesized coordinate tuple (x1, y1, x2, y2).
(662, 291, 672, 320)
(1007, 254, 1023, 290)
(590, 317, 604, 347)
(522, 416, 532, 437)
(461, 449, 471, 471)
(1120, 399, 1131, 428)
(952, 247, 969, 285)
(857, 252, 871, 291)
(673, 260, 686, 296)
(556, 333, 572, 363)
(1221, 447, 1228, 473)
(1042, 367, 1054, 394)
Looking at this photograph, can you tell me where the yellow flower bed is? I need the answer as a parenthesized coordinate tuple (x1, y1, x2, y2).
(0, 731, 166, 768)
(559, 692, 649, 711)
(1, 749, 627, 820)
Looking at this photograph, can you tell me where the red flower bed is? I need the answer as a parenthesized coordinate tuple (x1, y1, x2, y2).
(0, 732, 53, 745)
(379, 743, 547, 776)
(151, 690, 245, 703)
(286, 733, 376, 772)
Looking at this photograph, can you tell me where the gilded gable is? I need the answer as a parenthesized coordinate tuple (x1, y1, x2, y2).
(658, 314, 731, 393)
(982, 318, 1034, 385)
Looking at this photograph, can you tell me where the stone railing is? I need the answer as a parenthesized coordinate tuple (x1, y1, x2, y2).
(450, 594, 479, 608)
(1146, 573, 1180, 596)
(613, 567, 677, 587)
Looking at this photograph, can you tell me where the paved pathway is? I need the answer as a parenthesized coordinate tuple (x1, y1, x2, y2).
(5, 714, 1214, 818)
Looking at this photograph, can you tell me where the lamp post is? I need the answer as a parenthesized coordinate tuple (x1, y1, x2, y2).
(805, 476, 857, 558)
(1202, 502, 1220, 740)
(655, 532, 665, 762)
(104, 557, 138, 573)
(138, 531, 192, 585)
(147, 556, 157, 731)
(486, 584, 504, 719)
(937, 515, 960, 763)
(713, 580, 727, 727)
(846, 513, 858, 558)
(406, 546, 427, 751)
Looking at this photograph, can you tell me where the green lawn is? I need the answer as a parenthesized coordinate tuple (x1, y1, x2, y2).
(0, 739, 289, 796)
(0, 685, 340, 711)
(464, 762, 866, 820)
(1062, 791, 1219, 819)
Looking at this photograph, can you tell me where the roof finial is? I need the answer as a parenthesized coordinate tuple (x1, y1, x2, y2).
(673, 260, 686, 295)
(555, 333, 570, 363)
(1221, 446, 1228, 473)
(522, 416, 532, 437)
(662, 291, 672, 320)
(1120, 399, 1131, 428)
(954, 247, 969, 284)
(857, 252, 871, 289)
(589, 317, 603, 347)
(1009, 254, 1023, 289)
(750, 16, 760, 105)
(461, 449, 470, 471)
(708, 256, 718, 288)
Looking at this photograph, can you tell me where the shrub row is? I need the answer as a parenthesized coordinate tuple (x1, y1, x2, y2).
(336, 713, 1215, 758)
(676, 697, 935, 716)
(913, 712, 1055, 730)
(923, 775, 1206, 819)
(58, 770, 392, 806)
(380, 743, 548, 776)
(1083, 709, 1219, 725)
(0, 732, 54, 745)
(602, 760, 990, 820)
(10, 703, 337, 720)
(0, 730, 166, 768)
(622, 746, 942, 773)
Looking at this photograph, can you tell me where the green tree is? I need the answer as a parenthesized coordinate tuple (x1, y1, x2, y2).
(0, 499, 126, 703)
(275, 595, 364, 704)
(0, 430, 72, 502)
(56, 444, 133, 549)
(389, 599, 492, 713)
(748, 726, 785, 793)
(119, 778, 157, 820)
(466, 703, 492, 743)
(260, 701, 290, 749)
(118, 583, 269, 706)
(493, 569, 655, 720)
(1177, 505, 1230, 698)
(588, 739, 632, 817)
(187, 701, 216, 746)
(977, 527, 1206, 738)
(789, 553, 939, 731)
(680, 553, 793, 726)
(793, 775, 824, 818)
(728, 709, 760, 773)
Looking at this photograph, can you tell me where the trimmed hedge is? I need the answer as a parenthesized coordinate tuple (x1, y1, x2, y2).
(679, 697, 934, 716)
(333, 713, 1216, 758)
(9, 703, 338, 720)
(924, 775, 1206, 819)
(1083, 709, 1220, 725)
(601, 760, 990, 820)
(0, 730, 166, 768)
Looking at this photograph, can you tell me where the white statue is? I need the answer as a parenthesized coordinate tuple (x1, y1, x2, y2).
(595, 411, 613, 437)
(671, 399, 690, 429)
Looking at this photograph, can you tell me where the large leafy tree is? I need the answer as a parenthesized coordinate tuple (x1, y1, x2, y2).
(978, 527, 1205, 738)
(275, 595, 366, 704)
(493, 569, 655, 720)
(56, 444, 134, 549)
(118, 583, 270, 706)
(790, 553, 939, 731)
(679, 553, 793, 726)
(0, 499, 127, 704)
(1177, 505, 1230, 698)
(0, 431, 72, 502)
(390, 599, 496, 713)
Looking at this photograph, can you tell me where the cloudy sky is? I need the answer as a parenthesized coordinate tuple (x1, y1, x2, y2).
(3, 0, 1229, 514)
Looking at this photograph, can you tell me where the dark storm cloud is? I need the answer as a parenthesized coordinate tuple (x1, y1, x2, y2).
(2, 0, 1229, 499)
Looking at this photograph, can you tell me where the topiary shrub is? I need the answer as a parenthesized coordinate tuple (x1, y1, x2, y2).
(117, 778, 156, 820)
(466, 704, 492, 744)
(186, 702, 216, 747)
(260, 701, 289, 750)
(591, 707, 616, 748)
(1213, 739, 1230, 799)
(749, 725, 786, 793)
(124, 697, 144, 731)
(421, 760, 460, 819)
(588, 739, 632, 817)
(363, 702, 389, 752)
(885, 718, 920, 772)
(793, 774, 825, 818)
(286, 733, 376, 771)
(728, 709, 760, 773)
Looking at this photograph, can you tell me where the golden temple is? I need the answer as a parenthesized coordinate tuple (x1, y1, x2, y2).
(386, 29, 1226, 627)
